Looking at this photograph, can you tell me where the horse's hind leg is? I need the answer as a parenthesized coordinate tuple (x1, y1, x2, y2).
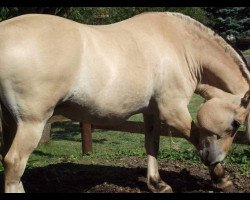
(0, 104, 17, 162)
(1, 107, 46, 193)
(143, 113, 173, 193)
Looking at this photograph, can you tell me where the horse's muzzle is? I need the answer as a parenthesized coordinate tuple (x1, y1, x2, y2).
(199, 143, 225, 166)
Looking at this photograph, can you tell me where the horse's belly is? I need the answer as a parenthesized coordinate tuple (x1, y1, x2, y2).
(54, 98, 149, 124)
(58, 64, 154, 123)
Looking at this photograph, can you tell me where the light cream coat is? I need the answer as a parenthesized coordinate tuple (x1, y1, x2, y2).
(0, 12, 249, 193)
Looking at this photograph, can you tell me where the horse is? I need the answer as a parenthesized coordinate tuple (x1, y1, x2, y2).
(0, 12, 249, 193)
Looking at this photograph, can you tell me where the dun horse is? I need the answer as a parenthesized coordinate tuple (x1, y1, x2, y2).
(0, 12, 249, 193)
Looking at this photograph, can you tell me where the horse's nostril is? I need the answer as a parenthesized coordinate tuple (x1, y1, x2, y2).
(200, 150, 211, 166)
(204, 150, 210, 165)
(205, 140, 210, 148)
(205, 150, 209, 161)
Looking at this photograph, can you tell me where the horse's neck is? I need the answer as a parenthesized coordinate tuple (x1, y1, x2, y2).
(196, 84, 242, 102)
(193, 40, 249, 97)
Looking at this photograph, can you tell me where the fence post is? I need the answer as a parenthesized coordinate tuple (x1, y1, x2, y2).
(80, 122, 92, 155)
(39, 122, 52, 144)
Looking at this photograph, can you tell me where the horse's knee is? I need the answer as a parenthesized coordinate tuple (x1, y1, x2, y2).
(3, 152, 25, 178)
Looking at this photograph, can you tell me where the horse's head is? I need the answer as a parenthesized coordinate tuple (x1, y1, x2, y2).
(196, 91, 250, 166)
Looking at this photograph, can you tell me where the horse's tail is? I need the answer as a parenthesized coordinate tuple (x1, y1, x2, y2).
(245, 115, 250, 143)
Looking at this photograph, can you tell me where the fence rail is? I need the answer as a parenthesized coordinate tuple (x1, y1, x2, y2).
(236, 37, 250, 50)
(44, 115, 249, 155)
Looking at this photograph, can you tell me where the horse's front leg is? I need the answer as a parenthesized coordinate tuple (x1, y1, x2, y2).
(143, 113, 173, 193)
(157, 100, 232, 191)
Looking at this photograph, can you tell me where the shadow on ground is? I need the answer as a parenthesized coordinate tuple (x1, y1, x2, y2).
(51, 121, 81, 142)
(0, 162, 216, 193)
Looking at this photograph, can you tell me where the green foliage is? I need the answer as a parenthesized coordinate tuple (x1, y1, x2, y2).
(158, 138, 200, 162)
(224, 145, 250, 175)
(66, 7, 209, 25)
(166, 7, 210, 25)
(4, 6, 249, 39)
(0, 7, 72, 21)
(0, 7, 210, 26)
(0, 7, 9, 21)
(188, 94, 204, 122)
(204, 7, 250, 38)
(243, 49, 250, 55)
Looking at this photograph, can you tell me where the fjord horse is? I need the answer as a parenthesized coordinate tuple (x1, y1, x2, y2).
(0, 12, 249, 193)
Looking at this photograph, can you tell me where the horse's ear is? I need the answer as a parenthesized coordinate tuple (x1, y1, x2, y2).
(234, 91, 250, 125)
(241, 90, 250, 108)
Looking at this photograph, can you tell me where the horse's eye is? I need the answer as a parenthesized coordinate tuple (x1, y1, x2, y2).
(215, 134, 221, 140)
(231, 120, 241, 129)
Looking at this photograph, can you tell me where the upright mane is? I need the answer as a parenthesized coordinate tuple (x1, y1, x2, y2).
(165, 12, 250, 83)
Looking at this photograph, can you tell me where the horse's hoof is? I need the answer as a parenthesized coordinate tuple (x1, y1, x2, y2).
(213, 175, 233, 191)
(213, 180, 233, 191)
(209, 162, 225, 181)
(209, 163, 233, 191)
(159, 185, 173, 193)
(148, 179, 173, 193)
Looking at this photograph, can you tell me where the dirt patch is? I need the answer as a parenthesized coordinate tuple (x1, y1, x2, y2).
(1, 157, 249, 193)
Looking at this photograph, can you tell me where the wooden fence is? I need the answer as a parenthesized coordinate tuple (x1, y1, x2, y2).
(42, 115, 249, 155)
(236, 37, 250, 50)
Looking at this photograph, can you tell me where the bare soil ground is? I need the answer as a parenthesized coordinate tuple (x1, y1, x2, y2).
(2, 157, 247, 193)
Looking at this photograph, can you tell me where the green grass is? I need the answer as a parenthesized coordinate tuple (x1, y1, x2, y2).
(26, 127, 199, 169)
(188, 94, 204, 122)
(0, 94, 249, 176)
(243, 49, 250, 56)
